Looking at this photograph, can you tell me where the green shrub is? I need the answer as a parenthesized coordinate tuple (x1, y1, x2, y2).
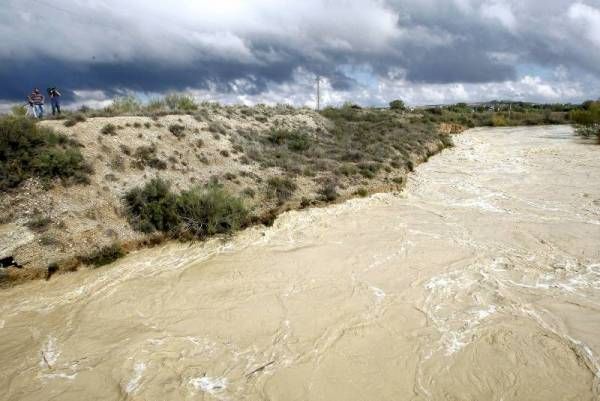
(26, 214, 51, 231)
(208, 122, 227, 134)
(119, 144, 132, 156)
(124, 178, 180, 233)
(358, 162, 381, 178)
(0, 116, 91, 190)
(287, 131, 311, 152)
(168, 124, 186, 138)
(101, 123, 117, 136)
(34, 148, 90, 182)
(40, 234, 60, 246)
(267, 129, 287, 145)
(131, 145, 167, 170)
(176, 185, 248, 237)
(165, 93, 198, 112)
(80, 243, 125, 267)
(267, 177, 297, 202)
(571, 102, 600, 124)
(319, 180, 339, 202)
(354, 187, 369, 197)
(242, 187, 256, 198)
(266, 129, 311, 152)
(63, 114, 86, 127)
(124, 178, 248, 237)
(338, 164, 358, 176)
(491, 115, 508, 127)
(440, 134, 455, 148)
(392, 176, 404, 185)
(389, 99, 406, 111)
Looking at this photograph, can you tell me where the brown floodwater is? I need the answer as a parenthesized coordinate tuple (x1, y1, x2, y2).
(1, 126, 599, 401)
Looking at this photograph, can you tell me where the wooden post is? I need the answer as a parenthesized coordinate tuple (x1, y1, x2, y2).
(316, 76, 321, 111)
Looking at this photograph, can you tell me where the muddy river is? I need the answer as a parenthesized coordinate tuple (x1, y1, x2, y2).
(1, 126, 599, 401)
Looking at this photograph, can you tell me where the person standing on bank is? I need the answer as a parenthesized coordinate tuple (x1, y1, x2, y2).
(47, 87, 61, 115)
(28, 88, 45, 118)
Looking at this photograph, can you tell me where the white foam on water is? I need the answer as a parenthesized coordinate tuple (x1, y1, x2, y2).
(125, 362, 146, 394)
(40, 336, 60, 367)
(474, 305, 497, 320)
(454, 198, 506, 213)
(42, 372, 77, 380)
(190, 376, 228, 394)
(370, 286, 386, 301)
(424, 266, 500, 356)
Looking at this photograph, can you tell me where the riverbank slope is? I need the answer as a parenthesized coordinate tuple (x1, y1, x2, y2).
(0, 105, 452, 285)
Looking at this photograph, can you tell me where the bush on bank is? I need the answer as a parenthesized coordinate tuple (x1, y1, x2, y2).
(570, 101, 600, 143)
(0, 116, 91, 190)
(124, 178, 248, 238)
(80, 243, 125, 268)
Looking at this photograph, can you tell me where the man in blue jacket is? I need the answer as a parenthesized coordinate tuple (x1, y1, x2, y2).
(47, 87, 61, 115)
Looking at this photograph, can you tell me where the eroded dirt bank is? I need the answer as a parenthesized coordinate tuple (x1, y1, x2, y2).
(1, 125, 599, 401)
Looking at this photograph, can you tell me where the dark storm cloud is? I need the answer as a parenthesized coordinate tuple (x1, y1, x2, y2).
(1, 0, 599, 104)
(0, 56, 301, 101)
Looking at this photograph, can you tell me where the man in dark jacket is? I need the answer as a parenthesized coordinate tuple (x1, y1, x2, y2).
(47, 87, 61, 115)
(27, 88, 44, 118)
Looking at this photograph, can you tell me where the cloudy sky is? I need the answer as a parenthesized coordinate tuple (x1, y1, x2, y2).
(1, 0, 599, 109)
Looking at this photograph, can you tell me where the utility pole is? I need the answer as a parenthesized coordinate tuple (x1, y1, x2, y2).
(316, 75, 321, 111)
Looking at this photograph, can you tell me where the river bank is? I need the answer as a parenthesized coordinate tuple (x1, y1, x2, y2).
(0, 105, 452, 286)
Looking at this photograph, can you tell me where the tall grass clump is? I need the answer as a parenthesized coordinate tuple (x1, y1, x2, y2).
(101, 123, 117, 135)
(11, 105, 27, 117)
(0, 116, 91, 190)
(105, 96, 142, 115)
(63, 114, 87, 127)
(267, 177, 297, 202)
(165, 93, 198, 112)
(80, 243, 125, 267)
(124, 178, 248, 238)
